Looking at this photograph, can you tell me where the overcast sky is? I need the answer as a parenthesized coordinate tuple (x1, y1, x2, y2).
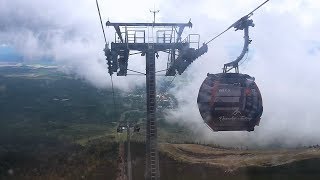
(1, 0, 320, 147)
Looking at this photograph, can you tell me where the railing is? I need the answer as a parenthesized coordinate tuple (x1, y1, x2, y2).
(113, 30, 200, 48)
(114, 30, 145, 43)
(156, 30, 176, 43)
(182, 34, 200, 49)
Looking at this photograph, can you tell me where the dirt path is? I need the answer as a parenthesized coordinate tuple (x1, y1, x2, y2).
(160, 143, 320, 171)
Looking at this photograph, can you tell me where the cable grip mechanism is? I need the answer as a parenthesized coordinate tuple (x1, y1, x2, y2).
(223, 19, 254, 73)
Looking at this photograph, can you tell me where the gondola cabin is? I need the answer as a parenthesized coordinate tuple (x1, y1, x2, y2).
(197, 73, 263, 131)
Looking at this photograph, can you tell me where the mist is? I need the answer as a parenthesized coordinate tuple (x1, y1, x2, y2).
(1, 0, 320, 147)
(162, 0, 320, 148)
(0, 0, 150, 90)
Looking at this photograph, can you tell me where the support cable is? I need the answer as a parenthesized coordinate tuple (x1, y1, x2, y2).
(95, 0, 117, 122)
(110, 75, 117, 114)
(126, 74, 147, 76)
(95, 0, 107, 43)
(239, 51, 249, 66)
(155, 69, 167, 73)
(130, 51, 143, 56)
(225, 51, 249, 73)
(162, 74, 177, 94)
(127, 69, 146, 75)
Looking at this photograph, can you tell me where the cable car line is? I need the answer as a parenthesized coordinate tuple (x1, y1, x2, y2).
(95, 0, 117, 123)
(91, 1, 271, 180)
(96, 0, 270, 134)
(159, 1, 269, 100)
(95, 0, 107, 43)
(155, 69, 168, 73)
(126, 74, 147, 76)
(155, 74, 167, 76)
(110, 75, 117, 112)
(197, 1, 268, 131)
(205, 0, 269, 45)
(239, 51, 249, 67)
(224, 51, 249, 73)
(161, 74, 177, 94)
(129, 51, 143, 56)
(127, 69, 146, 75)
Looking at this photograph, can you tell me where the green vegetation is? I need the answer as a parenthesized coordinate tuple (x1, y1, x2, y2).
(0, 66, 187, 142)
(0, 66, 191, 179)
(1, 66, 320, 180)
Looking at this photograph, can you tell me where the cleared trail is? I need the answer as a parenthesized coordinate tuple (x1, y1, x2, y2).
(160, 143, 320, 171)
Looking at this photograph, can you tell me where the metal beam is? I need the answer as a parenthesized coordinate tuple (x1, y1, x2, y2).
(111, 42, 189, 52)
(114, 26, 123, 43)
(176, 25, 185, 42)
(106, 21, 192, 28)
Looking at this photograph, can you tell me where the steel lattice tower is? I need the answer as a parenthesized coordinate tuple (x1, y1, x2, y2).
(105, 21, 207, 180)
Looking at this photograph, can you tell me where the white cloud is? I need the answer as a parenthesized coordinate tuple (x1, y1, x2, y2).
(161, 0, 320, 147)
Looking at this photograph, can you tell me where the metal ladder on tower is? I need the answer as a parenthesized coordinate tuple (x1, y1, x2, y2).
(146, 26, 159, 180)
(148, 26, 155, 49)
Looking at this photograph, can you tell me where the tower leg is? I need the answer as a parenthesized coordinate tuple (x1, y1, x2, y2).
(127, 122, 132, 180)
